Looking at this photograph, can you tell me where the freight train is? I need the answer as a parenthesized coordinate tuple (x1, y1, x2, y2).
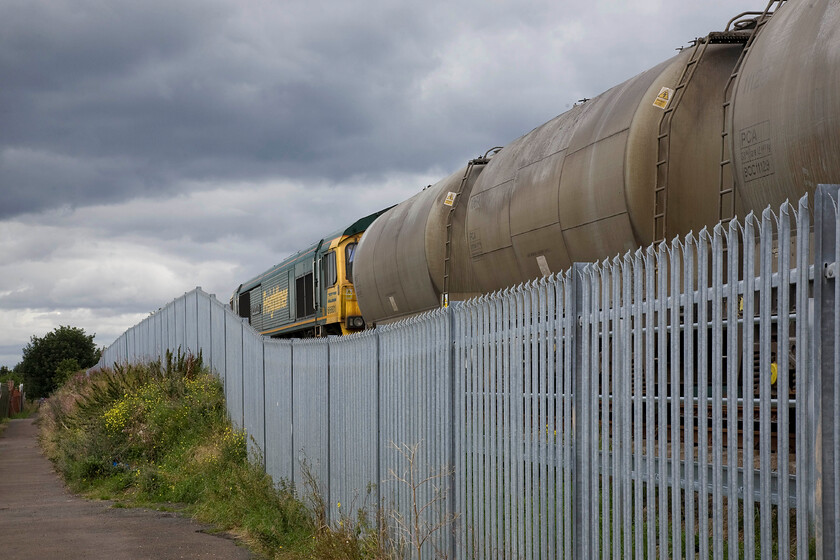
(233, 0, 839, 335)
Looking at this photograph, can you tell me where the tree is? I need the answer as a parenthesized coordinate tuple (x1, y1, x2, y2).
(19, 326, 100, 397)
(54, 358, 81, 386)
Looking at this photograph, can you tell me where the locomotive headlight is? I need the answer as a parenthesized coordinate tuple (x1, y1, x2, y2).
(346, 316, 365, 329)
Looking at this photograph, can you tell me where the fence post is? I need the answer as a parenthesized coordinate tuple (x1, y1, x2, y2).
(325, 342, 331, 524)
(241, 318, 247, 431)
(261, 339, 267, 472)
(814, 183, 840, 559)
(446, 305, 457, 559)
(570, 263, 586, 559)
(290, 342, 295, 488)
(374, 329, 381, 539)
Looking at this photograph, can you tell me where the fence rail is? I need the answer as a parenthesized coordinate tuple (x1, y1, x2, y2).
(94, 185, 840, 559)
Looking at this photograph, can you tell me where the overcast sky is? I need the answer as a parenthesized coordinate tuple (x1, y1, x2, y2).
(0, 0, 762, 368)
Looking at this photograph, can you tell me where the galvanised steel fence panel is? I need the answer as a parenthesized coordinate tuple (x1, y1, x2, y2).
(137, 320, 147, 362)
(101, 339, 111, 365)
(291, 340, 330, 502)
(127, 320, 136, 363)
(152, 307, 163, 361)
(161, 307, 169, 359)
(243, 333, 265, 462)
(225, 312, 244, 429)
(378, 310, 453, 560)
(454, 296, 484, 557)
(141, 321, 150, 361)
(111, 332, 120, 364)
(136, 318, 147, 362)
(328, 331, 379, 524)
(112, 330, 123, 364)
(91, 289, 234, 414)
(185, 290, 199, 355)
(174, 295, 187, 354)
(104, 339, 113, 366)
(566, 200, 814, 560)
(116, 332, 127, 364)
(454, 279, 571, 560)
(126, 325, 136, 362)
(264, 339, 293, 484)
(165, 301, 177, 355)
(134, 323, 143, 361)
(133, 321, 142, 362)
(210, 295, 227, 383)
(105, 334, 113, 364)
(197, 290, 213, 368)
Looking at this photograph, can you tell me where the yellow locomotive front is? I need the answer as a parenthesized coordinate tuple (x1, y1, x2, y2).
(318, 233, 365, 335)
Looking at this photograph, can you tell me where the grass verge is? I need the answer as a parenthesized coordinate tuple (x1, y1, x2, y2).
(39, 352, 384, 559)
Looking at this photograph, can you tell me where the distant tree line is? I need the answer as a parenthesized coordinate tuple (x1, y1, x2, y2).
(1, 326, 101, 398)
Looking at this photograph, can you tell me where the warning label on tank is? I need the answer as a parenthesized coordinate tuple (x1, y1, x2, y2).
(739, 120, 774, 183)
(443, 192, 458, 206)
(653, 87, 674, 109)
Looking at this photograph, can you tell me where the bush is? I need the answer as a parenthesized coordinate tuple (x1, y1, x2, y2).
(39, 352, 323, 558)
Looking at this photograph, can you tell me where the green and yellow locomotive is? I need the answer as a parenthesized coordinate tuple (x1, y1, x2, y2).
(230, 209, 389, 337)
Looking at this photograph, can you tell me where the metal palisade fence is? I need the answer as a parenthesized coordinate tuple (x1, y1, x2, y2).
(94, 185, 840, 559)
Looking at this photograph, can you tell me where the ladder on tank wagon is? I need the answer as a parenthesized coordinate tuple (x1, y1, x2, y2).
(718, 0, 787, 225)
(653, 0, 786, 245)
(440, 148, 500, 307)
(653, 36, 711, 245)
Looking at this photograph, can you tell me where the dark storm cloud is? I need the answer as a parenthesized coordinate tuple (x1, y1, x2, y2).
(2, 0, 751, 220)
(0, 0, 454, 218)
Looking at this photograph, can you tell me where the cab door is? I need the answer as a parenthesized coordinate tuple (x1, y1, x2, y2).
(321, 250, 338, 321)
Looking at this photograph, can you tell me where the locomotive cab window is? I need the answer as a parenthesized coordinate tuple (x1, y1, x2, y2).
(322, 251, 337, 287)
(345, 243, 357, 282)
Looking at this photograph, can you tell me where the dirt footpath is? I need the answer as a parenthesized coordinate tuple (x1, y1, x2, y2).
(0, 417, 255, 559)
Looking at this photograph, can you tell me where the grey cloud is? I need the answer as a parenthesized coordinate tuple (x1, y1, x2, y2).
(4, 0, 705, 219)
(0, 345, 25, 369)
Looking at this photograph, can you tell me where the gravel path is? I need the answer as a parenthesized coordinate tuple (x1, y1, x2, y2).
(0, 417, 256, 559)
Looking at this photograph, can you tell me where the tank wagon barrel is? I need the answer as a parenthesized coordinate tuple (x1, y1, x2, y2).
(353, 0, 840, 324)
